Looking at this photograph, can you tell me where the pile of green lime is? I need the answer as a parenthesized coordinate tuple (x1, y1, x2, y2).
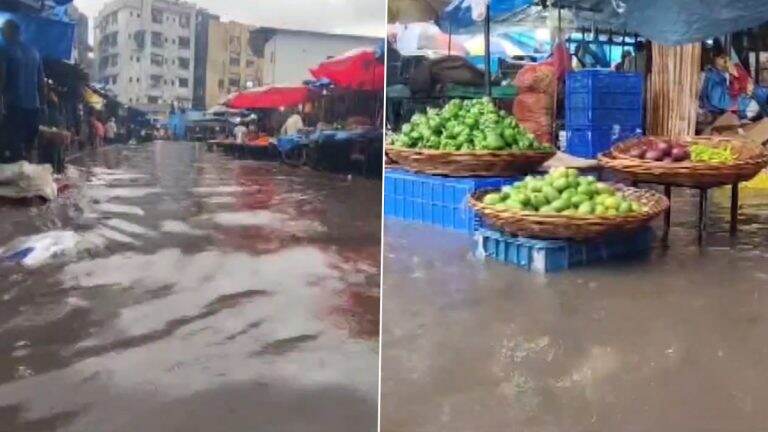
(482, 168, 646, 216)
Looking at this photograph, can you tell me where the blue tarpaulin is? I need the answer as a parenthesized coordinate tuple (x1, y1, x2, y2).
(437, 0, 768, 46)
(438, 0, 533, 34)
(0, 12, 74, 60)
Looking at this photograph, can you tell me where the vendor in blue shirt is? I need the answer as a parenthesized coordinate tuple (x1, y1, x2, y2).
(700, 47, 767, 122)
(0, 19, 46, 163)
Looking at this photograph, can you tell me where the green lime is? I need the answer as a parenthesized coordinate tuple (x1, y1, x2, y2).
(577, 201, 595, 215)
(570, 194, 589, 206)
(553, 178, 569, 192)
(604, 197, 620, 210)
(595, 204, 607, 216)
(483, 193, 503, 205)
(618, 201, 632, 215)
(551, 198, 569, 213)
(543, 186, 560, 203)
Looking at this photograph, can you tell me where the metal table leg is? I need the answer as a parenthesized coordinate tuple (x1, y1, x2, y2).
(698, 188, 709, 244)
(662, 185, 672, 247)
(730, 183, 739, 236)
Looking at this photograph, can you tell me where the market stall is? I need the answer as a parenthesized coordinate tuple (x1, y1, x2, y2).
(385, 0, 768, 272)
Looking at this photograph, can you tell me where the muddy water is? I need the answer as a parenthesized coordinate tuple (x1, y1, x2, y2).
(0, 142, 381, 432)
(381, 187, 768, 432)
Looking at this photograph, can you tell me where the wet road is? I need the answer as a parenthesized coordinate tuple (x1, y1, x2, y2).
(0, 142, 381, 432)
(381, 186, 768, 432)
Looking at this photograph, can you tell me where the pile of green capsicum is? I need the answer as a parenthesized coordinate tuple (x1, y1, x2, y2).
(391, 98, 552, 152)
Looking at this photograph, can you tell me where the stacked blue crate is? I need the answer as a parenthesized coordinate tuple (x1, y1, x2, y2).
(476, 227, 654, 273)
(565, 70, 644, 159)
(384, 168, 519, 234)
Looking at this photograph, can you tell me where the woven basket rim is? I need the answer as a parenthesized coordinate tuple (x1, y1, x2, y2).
(471, 186, 668, 224)
(606, 135, 767, 167)
(386, 146, 556, 156)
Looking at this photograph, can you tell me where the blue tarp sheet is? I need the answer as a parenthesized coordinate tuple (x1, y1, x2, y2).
(276, 135, 309, 153)
(437, 0, 768, 46)
(438, 0, 534, 34)
(0, 12, 74, 60)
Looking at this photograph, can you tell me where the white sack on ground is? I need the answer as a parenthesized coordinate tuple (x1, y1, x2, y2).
(0, 162, 57, 200)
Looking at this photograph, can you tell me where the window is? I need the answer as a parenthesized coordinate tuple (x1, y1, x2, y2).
(137, 77, 140, 83)
(129, 77, 133, 83)
(151, 53, 164, 66)
(129, 97, 133, 103)
(165, 37, 168, 44)
(151, 8, 163, 24)
(180, 14, 190, 29)
(229, 55, 241, 67)
(136, 56, 141, 63)
(164, 79, 168, 85)
(151, 32, 163, 48)
(218, 79, 224, 91)
(178, 36, 190, 50)
(147, 96, 160, 104)
(134, 30, 145, 49)
(228, 77, 240, 88)
(178, 78, 189, 88)
(229, 36, 241, 52)
(110, 55, 118, 67)
(178, 57, 190, 70)
(246, 59, 255, 68)
(150, 74, 163, 88)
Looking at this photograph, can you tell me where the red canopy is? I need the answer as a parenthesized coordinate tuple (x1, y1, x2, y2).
(310, 48, 384, 91)
(225, 86, 311, 110)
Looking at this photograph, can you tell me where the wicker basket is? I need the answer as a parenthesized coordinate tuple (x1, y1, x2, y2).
(386, 146, 555, 177)
(470, 186, 669, 240)
(599, 136, 768, 188)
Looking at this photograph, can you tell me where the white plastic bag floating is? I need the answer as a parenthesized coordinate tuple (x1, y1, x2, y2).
(0, 161, 57, 201)
(0, 231, 95, 268)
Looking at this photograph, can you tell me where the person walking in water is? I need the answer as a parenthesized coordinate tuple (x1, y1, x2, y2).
(0, 19, 46, 162)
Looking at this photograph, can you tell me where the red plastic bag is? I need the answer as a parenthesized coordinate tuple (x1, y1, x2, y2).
(513, 93, 554, 145)
(514, 63, 556, 95)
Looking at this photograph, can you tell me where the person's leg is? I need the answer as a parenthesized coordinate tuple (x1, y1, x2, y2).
(5, 107, 26, 162)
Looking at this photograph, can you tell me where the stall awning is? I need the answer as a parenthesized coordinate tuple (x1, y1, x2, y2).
(398, 0, 768, 46)
(224, 86, 311, 110)
(0, 12, 74, 60)
(310, 48, 385, 91)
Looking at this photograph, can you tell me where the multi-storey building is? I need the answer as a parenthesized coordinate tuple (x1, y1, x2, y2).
(252, 28, 381, 86)
(93, 0, 197, 116)
(193, 13, 262, 110)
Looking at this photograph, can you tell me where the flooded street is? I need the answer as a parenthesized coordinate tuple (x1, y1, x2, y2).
(0, 142, 380, 431)
(381, 187, 768, 432)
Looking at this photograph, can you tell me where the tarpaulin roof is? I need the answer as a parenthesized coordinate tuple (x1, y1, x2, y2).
(556, 0, 768, 46)
(0, 12, 74, 60)
(392, 0, 768, 46)
(310, 48, 385, 91)
(224, 86, 312, 110)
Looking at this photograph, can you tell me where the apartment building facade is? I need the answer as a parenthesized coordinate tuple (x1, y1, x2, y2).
(193, 13, 262, 109)
(254, 28, 381, 86)
(93, 0, 197, 115)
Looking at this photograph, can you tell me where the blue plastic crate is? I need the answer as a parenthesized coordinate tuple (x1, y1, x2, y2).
(384, 168, 519, 234)
(476, 227, 654, 273)
(566, 70, 644, 95)
(566, 108, 644, 127)
(567, 92, 643, 110)
(565, 125, 643, 159)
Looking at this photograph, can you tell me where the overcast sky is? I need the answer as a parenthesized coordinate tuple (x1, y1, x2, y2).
(73, 0, 386, 37)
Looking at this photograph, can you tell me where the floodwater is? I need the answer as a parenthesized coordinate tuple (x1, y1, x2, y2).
(381, 186, 768, 432)
(0, 141, 381, 432)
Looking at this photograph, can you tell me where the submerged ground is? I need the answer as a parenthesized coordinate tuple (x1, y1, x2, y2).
(0, 141, 381, 432)
(381, 185, 768, 432)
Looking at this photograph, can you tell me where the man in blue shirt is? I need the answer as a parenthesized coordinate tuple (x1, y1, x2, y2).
(0, 19, 45, 163)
